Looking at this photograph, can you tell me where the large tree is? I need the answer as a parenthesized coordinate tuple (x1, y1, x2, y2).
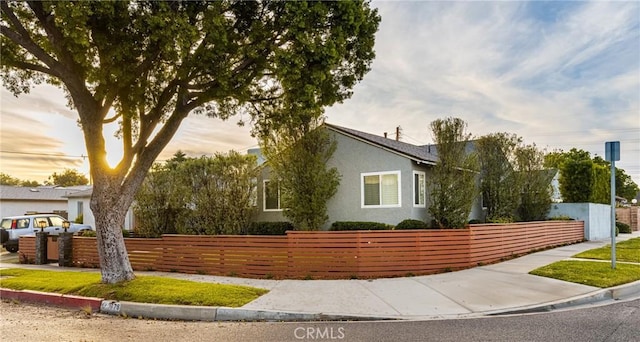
(428, 117, 478, 228)
(1, 1, 380, 283)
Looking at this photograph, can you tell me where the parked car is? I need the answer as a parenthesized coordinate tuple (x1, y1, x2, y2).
(0, 214, 93, 253)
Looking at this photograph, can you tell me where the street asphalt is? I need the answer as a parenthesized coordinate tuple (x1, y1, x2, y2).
(1, 231, 639, 322)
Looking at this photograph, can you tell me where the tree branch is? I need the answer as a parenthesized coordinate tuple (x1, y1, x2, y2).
(1, 57, 58, 77)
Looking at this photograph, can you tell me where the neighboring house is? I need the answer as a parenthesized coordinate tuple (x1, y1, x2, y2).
(550, 169, 562, 203)
(64, 187, 136, 231)
(254, 123, 484, 229)
(0, 185, 87, 219)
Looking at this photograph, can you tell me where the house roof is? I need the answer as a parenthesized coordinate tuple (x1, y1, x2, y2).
(0, 185, 88, 201)
(63, 188, 93, 198)
(324, 123, 439, 164)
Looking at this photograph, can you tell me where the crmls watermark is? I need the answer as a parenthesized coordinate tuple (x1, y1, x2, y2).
(293, 326, 346, 340)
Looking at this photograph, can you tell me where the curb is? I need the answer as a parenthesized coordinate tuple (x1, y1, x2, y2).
(1, 288, 394, 322)
(0, 288, 102, 312)
(3, 280, 639, 322)
(485, 280, 640, 316)
(101, 300, 396, 322)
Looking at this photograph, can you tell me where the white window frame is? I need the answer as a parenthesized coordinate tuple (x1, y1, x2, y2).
(263, 179, 282, 212)
(413, 171, 426, 208)
(361, 170, 402, 208)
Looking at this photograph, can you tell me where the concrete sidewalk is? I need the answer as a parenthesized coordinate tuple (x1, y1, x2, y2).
(1, 232, 639, 321)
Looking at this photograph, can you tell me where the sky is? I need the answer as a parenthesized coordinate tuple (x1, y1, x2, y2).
(1, 1, 639, 186)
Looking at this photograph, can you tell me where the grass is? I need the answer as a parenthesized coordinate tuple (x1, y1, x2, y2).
(573, 237, 640, 263)
(530, 260, 640, 288)
(0, 268, 268, 307)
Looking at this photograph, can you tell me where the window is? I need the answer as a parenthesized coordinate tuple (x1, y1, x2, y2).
(413, 171, 426, 207)
(263, 180, 281, 211)
(77, 201, 84, 218)
(361, 171, 401, 208)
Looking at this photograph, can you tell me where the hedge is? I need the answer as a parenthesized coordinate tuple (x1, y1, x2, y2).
(330, 221, 391, 231)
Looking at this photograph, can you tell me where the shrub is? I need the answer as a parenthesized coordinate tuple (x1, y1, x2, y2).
(548, 215, 574, 221)
(78, 230, 96, 237)
(246, 221, 293, 235)
(395, 219, 429, 230)
(468, 219, 482, 225)
(616, 221, 631, 234)
(486, 216, 514, 224)
(330, 221, 391, 231)
(74, 214, 83, 224)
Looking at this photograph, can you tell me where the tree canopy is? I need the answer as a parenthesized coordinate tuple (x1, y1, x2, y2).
(1, 1, 380, 283)
(543, 149, 639, 203)
(46, 168, 89, 187)
(0, 172, 39, 187)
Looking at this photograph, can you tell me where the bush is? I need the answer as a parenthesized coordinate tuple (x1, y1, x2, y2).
(486, 216, 514, 224)
(548, 215, 574, 221)
(330, 221, 391, 231)
(74, 214, 83, 224)
(616, 221, 631, 234)
(246, 222, 293, 235)
(395, 219, 429, 230)
(78, 230, 96, 237)
(468, 219, 482, 225)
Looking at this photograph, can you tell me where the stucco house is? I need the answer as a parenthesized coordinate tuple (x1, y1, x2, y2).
(253, 123, 484, 229)
(0, 185, 88, 219)
(64, 187, 136, 231)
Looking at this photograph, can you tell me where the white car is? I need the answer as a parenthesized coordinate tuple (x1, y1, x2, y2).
(0, 214, 93, 253)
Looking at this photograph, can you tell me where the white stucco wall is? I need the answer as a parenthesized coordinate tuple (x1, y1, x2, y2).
(548, 203, 612, 241)
(0, 200, 68, 218)
(67, 197, 135, 230)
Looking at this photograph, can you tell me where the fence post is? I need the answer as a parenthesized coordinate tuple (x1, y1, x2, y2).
(35, 231, 48, 265)
(57, 232, 73, 267)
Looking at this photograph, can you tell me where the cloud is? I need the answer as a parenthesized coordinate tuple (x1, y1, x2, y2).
(326, 0, 639, 183)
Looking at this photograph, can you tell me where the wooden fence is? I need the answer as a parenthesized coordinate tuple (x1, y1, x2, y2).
(18, 221, 584, 279)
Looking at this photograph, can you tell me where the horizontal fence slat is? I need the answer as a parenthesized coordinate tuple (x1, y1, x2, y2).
(17, 221, 584, 279)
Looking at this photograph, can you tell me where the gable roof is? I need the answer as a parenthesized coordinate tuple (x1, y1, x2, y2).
(0, 185, 87, 201)
(324, 123, 439, 165)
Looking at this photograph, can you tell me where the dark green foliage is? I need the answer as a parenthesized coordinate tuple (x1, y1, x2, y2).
(590, 161, 610, 204)
(428, 117, 479, 228)
(246, 222, 293, 235)
(395, 219, 429, 230)
(0, 173, 40, 186)
(330, 221, 391, 231)
(616, 169, 640, 202)
(515, 144, 553, 221)
(544, 149, 638, 204)
(616, 222, 631, 234)
(559, 149, 593, 203)
(134, 151, 257, 237)
(468, 219, 483, 225)
(47, 169, 89, 186)
(259, 119, 340, 231)
(476, 133, 521, 222)
(1, 1, 380, 283)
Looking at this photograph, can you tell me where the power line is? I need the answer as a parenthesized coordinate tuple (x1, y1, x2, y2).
(0, 150, 85, 158)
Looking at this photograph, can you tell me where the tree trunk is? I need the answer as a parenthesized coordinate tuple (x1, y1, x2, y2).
(91, 181, 135, 284)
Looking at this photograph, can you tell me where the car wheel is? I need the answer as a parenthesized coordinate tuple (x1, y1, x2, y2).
(6, 244, 19, 253)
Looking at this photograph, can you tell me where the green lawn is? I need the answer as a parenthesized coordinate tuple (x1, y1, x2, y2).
(0, 268, 267, 307)
(530, 260, 640, 288)
(573, 237, 640, 263)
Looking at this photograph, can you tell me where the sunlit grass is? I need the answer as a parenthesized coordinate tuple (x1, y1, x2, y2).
(573, 238, 640, 263)
(0, 268, 267, 307)
(530, 260, 640, 288)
